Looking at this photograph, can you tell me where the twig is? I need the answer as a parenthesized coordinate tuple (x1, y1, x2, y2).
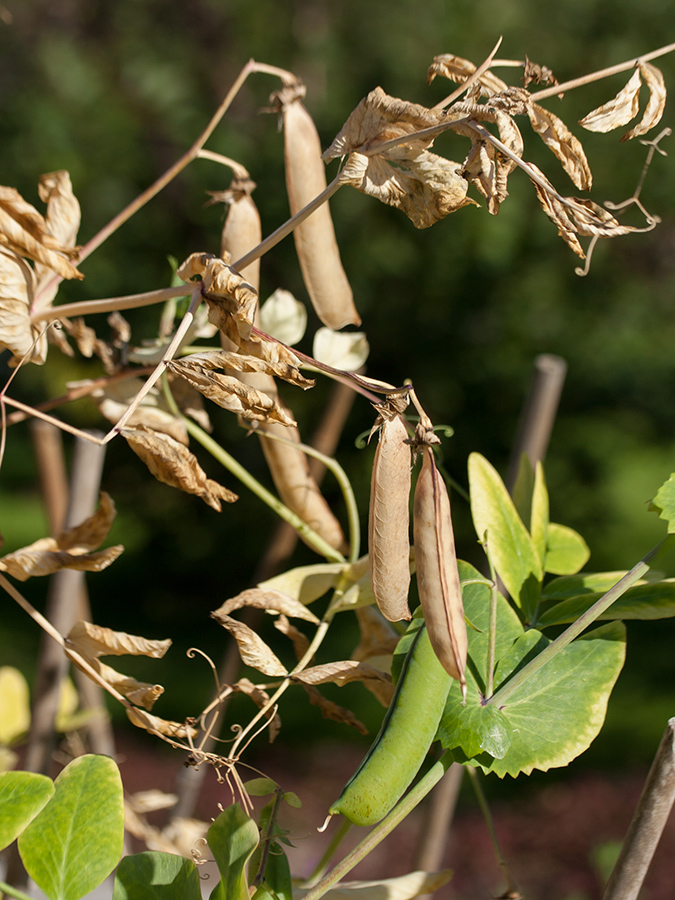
(603, 718, 675, 900)
(467, 767, 520, 897)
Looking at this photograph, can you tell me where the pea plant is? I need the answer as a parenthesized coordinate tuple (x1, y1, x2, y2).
(2, 38, 675, 900)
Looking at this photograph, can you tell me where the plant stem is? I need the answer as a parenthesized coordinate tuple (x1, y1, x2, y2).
(0, 880, 36, 900)
(182, 415, 345, 563)
(489, 535, 675, 707)
(301, 752, 455, 900)
(467, 767, 519, 897)
(304, 818, 352, 887)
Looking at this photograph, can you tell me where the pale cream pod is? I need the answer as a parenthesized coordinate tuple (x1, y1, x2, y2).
(283, 96, 361, 331)
(368, 414, 411, 621)
(413, 445, 467, 700)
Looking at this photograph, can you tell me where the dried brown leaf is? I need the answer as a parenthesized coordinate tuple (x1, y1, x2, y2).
(0, 247, 44, 364)
(122, 425, 237, 510)
(273, 614, 311, 660)
(527, 103, 592, 191)
(214, 587, 320, 623)
(126, 707, 198, 739)
(579, 68, 642, 133)
(279, 91, 360, 330)
(177, 252, 258, 341)
(87, 660, 164, 711)
(33, 170, 81, 309)
(294, 660, 394, 708)
(522, 57, 559, 89)
(369, 412, 412, 621)
(67, 620, 172, 659)
(182, 349, 314, 390)
(622, 61, 667, 141)
(234, 677, 281, 741)
(0, 492, 123, 581)
(427, 54, 508, 97)
(167, 358, 296, 426)
(528, 165, 585, 256)
(211, 613, 288, 676)
(302, 683, 368, 735)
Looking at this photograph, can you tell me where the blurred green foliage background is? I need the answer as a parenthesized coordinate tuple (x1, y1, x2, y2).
(2, 0, 675, 775)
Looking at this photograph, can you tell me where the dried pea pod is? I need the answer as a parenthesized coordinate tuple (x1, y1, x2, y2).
(413, 444, 468, 699)
(368, 412, 411, 621)
(329, 617, 451, 826)
(219, 173, 262, 291)
(280, 85, 361, 330)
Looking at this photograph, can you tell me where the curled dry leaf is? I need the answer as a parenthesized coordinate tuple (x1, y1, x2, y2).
(274, 614, 311, 661)
(93, 378, 189, 444)
(234, 677, 281, 742)
(211, 613, 288, 677)
(0, 491, 123, 581)
(177, 252, 258, 341)
(126, 707, 198, 739)
(33, 170, 82, 312)
(579, 68, 643, 133)
(427, 53, 508, 97)
(324, 88, 474, 229)
(527, 103, 592, 191)
(67, 620, 172, 659)
(523, 56, 559, 89)
(623, 62, 667, 141)
(213, 587, 320, 624)
(369, 408, 412, 622)
(60, 318, 116, 373)
(121, 425, 237, 511)
(67, 620, 171, 711)
(174, 349, 314, 390)
(0, 248, 45, 364)
(302, 684, 368, 735)
(413, 442, 467, 700)
(275, 83, 360, 330)
(167, 358, 296, 426)
(294, 660, 394, 708)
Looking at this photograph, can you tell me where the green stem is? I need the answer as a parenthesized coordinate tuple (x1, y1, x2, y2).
(484, 538, 498, 700)
(0, 881, 36, 900)
(466, 768, 519, 896)
(255, 427, 360, 563)
(304, 817, 352, 887)
(489, 535, 675, 707)
(160, 383, 345, 563)
(301, 752, 455, 900)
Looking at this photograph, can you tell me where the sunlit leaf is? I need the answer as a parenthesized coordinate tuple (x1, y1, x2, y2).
(211, 614, 288, 676)
(313, 328, 370, 371)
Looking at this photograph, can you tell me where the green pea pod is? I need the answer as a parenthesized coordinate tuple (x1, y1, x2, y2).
(329, 617, 452, 826)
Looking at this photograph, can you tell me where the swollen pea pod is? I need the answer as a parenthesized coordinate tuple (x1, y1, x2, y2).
(329, 617, 452, 826)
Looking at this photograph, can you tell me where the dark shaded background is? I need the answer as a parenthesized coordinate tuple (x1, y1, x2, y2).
(2, 2, 675, 897)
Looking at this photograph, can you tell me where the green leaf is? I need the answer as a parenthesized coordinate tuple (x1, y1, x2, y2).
(18, 755, 124, 900)
(545, 523, 590, 575)
(542, 571, 631, 600)
(0, 772, 54, 851)
(511, 453, 535, 530)
(243, 778, 278, 797)
(113, 852, 202, 900)
(530, 463, 549, 571)
(536, 580, 675, 627)
(0, 667, 31, 745)
(440, 622, 626, 777)
(283, 792, 301, 809)
(650, 473, 675, 532)
(468, 453, 542, 617)
(207, 803, 259, 900)
(263, 843, 292, 900)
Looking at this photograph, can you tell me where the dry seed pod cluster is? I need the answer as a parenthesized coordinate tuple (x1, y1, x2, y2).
(368, 397, 412, 622)
(275, 82, 361, 331)
(412, 424, 467, 700)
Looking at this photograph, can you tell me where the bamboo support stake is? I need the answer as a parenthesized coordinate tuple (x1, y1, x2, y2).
(603, 718, 675, 900)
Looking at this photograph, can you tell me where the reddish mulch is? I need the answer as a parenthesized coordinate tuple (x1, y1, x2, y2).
(111, 730, 675, 900)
